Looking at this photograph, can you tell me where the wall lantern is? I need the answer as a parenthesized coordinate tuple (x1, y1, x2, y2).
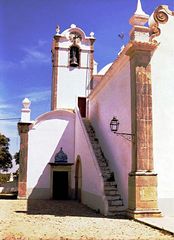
(110, 116, 119, 133)
(110, 116, 134, 142)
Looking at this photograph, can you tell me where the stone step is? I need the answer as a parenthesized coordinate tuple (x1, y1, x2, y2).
(108, 199, 123, 206)
(107, 209, 126, 217)
(94, 149, 102, 154)
(103, 176, 115, 182)
(89, 138, 97, 142)
(106, 195, 121, 201)
(88, 133, 95, 137)
(94, 152, 103, 157)
(98, 163, 108, 168)
(0, 193, 17, 199)
(83, 118, 124, 216)
(100, 167, 110, 172)
(108, 204, 124, 212)
(105, 190, 118, 196)
(107, 211, 116, 216)
(98, 162, 108, 167)
(102, 169, 112, 174)
(95, 153, 104, 159)
(97, 159, 106, 164)
(92, 146, 101, 150)
(104, 185, 118, 191)
(97, 157, 107, 162)
(104, 181, 117, 187)
(103, 176, 113, 181)
(102, 174, 113, 180)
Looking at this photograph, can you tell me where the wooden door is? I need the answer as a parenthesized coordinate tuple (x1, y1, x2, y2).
(78, 97, 86, 118)
(53, 171, 68, 200)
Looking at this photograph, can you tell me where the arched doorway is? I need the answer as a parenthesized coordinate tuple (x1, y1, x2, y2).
(75, 156, 82, 202)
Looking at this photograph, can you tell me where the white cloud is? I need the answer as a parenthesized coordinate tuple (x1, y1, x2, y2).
(38, 40, 48, 47)
(21, 48, 50, 66)
(20, 40, 50, 66)
(0, 103, 13, 109)
(0, 60, 17, 71)
(21, 89, 51, 103)
(0, 40, 50, 70)
(0, 99, 17, 119)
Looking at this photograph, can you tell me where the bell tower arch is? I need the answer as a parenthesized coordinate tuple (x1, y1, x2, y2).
(51, 24, 95, 111)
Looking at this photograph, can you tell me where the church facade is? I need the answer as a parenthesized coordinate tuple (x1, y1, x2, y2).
(17, 1, 174, 218)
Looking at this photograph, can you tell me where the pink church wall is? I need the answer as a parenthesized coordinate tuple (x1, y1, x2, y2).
(150, 13, 174, 216)
(89, 54, 132, 208)
(27, 110, 75, 199)
(75, 108, 108, 215)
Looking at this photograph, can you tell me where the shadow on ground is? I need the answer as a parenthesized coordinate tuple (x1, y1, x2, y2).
(15, 199, 127, 219)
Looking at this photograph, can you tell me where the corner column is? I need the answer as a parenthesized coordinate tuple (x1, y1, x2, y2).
(126, 42, 161, 218)
(17, 98, 32, 199)
(89, 35, 95, 83)
(18, 122, 31, 199)
(51, 35, 60, 110)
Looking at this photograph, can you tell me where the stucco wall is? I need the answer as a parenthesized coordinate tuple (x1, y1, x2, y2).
(57, 66, 90, 109)
(56, 30, 92, 109)
(75, 109, 108, 215)
(27, 110, 75, 199)
(89, 54, 132, 208)
(151, 13, 174, 216)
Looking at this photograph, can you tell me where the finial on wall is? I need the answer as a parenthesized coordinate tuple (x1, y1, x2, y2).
(70, 24, 76, 28)
(129, 0, 149, 26)
(135, 0, 146, 16)
(22, 98, 31, 109)
(21, 98, 31, 122)
(129, 0, 150, 42)
(90, 32, 95, 38)
(55, 25, 60, 35)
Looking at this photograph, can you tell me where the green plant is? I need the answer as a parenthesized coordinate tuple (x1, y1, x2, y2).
(0, 173, 10, 184)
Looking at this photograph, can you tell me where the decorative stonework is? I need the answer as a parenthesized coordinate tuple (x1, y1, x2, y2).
(55, 25, 60, 35)
(126, 40, 161, 218)
(18, 122, 31, 134)
(69, 31, 82, 44)
(135, 66, 153, 171)
(127, 41, 158, 57)
(129, 0, 149, 27)
(150, 5, 174, 41)
(154, 9, 168, 24)
(55, 147, 68, 163)
(128, 172, 160, 218)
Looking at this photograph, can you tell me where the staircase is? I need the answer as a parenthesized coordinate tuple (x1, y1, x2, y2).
(0, 178, 18, 199)
(83, 118, 125, 216)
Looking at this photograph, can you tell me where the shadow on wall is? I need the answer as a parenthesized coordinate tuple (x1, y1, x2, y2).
(27, 118, 74, 199)
(27, 164, 50, 200)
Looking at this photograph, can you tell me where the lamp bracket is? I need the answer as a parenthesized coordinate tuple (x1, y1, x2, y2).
(114, 132, 135, 142)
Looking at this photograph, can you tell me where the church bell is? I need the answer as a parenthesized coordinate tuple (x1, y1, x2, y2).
(70, 55, 78, 66)
(70, 46, 79, 67)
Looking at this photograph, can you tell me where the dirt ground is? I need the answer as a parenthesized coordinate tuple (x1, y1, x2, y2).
(0, 200, 173, 240)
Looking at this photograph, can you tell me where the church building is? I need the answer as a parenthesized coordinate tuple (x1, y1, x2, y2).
(17, 0, 174, 218)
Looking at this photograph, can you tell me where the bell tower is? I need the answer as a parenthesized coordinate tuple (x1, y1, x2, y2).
(51, 24, 95, 110)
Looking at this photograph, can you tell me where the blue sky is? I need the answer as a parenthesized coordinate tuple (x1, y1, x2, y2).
(0, 0, 174, 154)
